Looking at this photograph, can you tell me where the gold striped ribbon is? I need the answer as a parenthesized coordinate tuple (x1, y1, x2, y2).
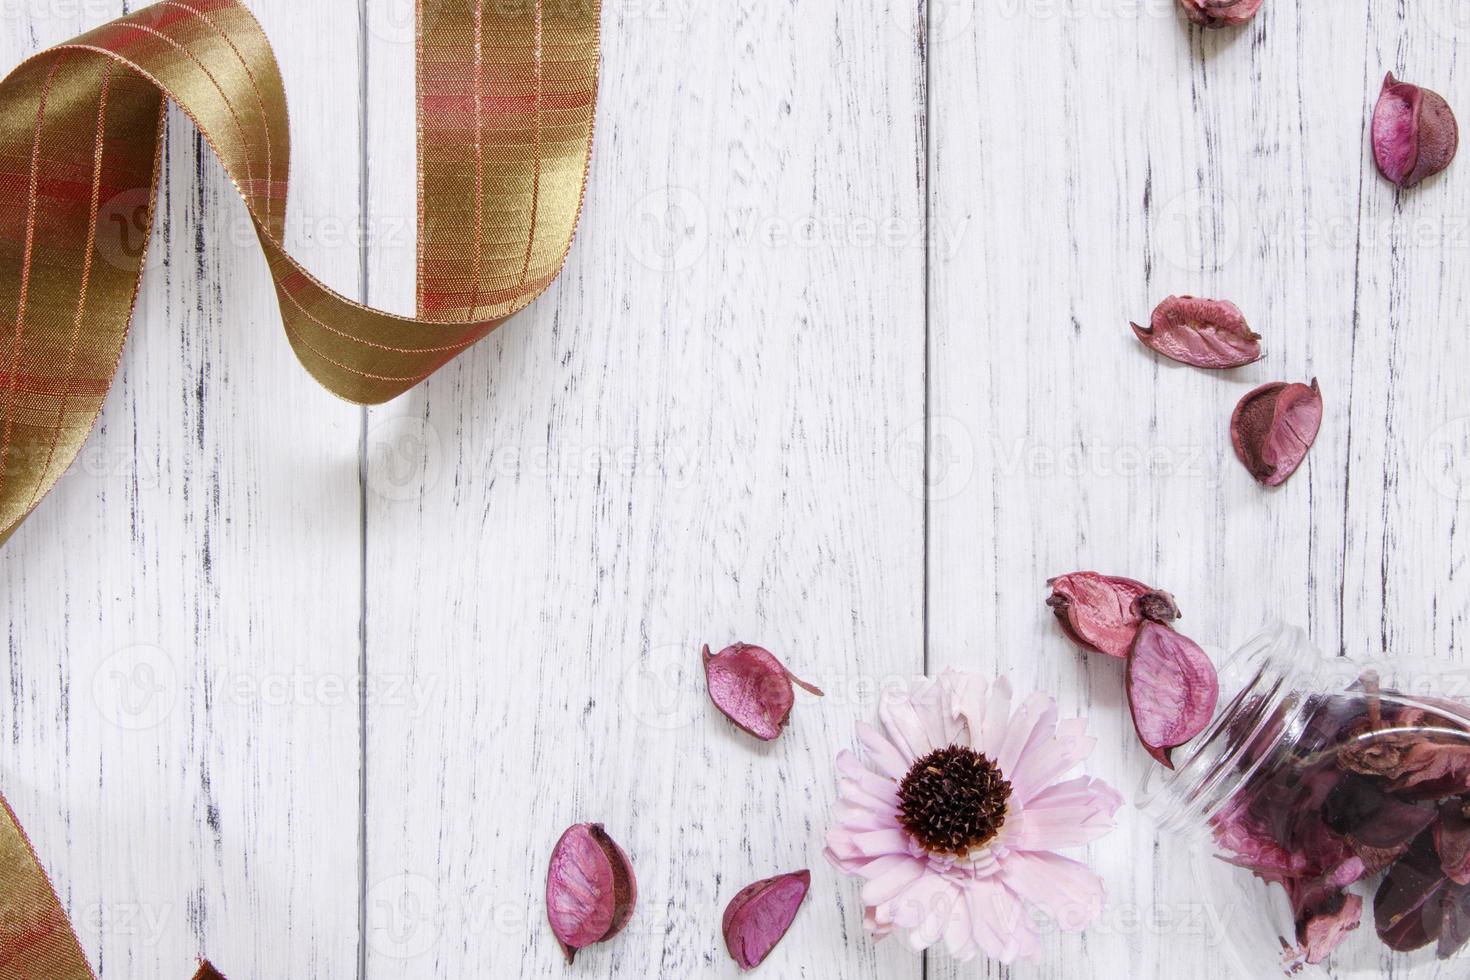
(0, 0, 599, 547)
(0, 0, 598, 973)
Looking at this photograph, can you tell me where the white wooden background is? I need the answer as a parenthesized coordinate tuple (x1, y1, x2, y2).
(2, 0, 1468, 977)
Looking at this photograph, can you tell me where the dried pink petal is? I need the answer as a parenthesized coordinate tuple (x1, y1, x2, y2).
(1126, 621, 1220, 769)
(1177, 0, 1263, 28)
(1292, 892, 1363, 967)
(1131, 296, 1262, 369)
(1230, 379, 1323, 487)
(702, 643, 824, 741)
(546, 823, 638, 963)
(1373, 73, 1459, 189)
(721, 870, 811, 971)
(1046, 572, 1180, 659)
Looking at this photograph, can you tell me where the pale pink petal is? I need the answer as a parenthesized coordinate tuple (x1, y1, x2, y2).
(864, 903, 894, 940)
(885, 874, 955, 932)
(837, 751, 900, 806)
(832, 800, 897, 832)
(1006, 718, 1097, 803)
(941, 886, 978, 961)
(1000, 850, 1106, 931)
(850, 828, 913, 858)
(861, 856, 927, 906)
(996, 692, 1057, 776)
(1014, 776, 1122, 849)
(879, 690, 938, 761)
(935, 671, 970, 746)
(964, 878, 1038, 964)
(857, 721, 911, 778)
(947, 672, 989, 746)
(978, 678, 1013, 758)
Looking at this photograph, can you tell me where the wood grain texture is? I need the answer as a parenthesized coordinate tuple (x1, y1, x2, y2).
(362, 0, 926, 975)
(3, 0, 1469, 977)
(928, 1, 1470, 978)
(0, 0, 362, 976)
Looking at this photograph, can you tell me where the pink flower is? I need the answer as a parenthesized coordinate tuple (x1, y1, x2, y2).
(824, 671, 1122, 962)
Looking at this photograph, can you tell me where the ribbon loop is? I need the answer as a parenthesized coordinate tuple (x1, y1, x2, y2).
(0, 0, 599, 543)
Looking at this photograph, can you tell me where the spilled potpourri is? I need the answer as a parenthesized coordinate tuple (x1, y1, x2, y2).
(722, 870, 812, 970)
(703, 642, 824, 741)
(1176, 0, 1263, 28)
(1048, 572, 1218, 766)
(1230, 380, 1323, 487)
(1373, 73, 1460, 189)
(1132, 296, 1262, 370)
(546, 823, 638, 963)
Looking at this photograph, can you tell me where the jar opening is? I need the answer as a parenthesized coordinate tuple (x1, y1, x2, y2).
(1137, 621, 1315, 837)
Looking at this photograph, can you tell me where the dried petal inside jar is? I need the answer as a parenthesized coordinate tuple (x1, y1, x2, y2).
(1230, 380, 1323, 487)
(1131, 295, 1262, 369)
(1126, 621, 1219, 768)
(1046, 571, 1179, 659)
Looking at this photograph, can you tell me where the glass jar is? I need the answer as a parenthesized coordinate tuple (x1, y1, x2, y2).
(1140, 621, 1470, 978)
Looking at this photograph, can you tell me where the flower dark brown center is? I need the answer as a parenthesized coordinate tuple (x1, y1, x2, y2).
(896, 745, 1011, 856)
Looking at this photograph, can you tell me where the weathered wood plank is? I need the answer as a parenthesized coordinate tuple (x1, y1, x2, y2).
(0, 1, 362, 975)
(362, 0, 927, 975)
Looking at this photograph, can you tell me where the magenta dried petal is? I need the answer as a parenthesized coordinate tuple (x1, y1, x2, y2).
(1373, 73, 1459, 188)
(1046, 571, 1179, 659)
(1230, 379, 1323, 487)
(1437, 801, 1470, 885)
(702, 643, 823, 741)
(546, 824, 638, 963)
(1126, 622, 1220, 770)
(721, 870, 811, 971)
(1177, 0, 1263, 27)
(1131, 296, 1262, 369)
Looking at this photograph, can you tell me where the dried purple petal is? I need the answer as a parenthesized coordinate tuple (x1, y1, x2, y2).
(1349, 797, 1437, 852)
(1230, 379, 1323, 487)
(546, 823, 637, 963)
(1126, 621, 1220, 769)
(1131, 296, 1262, 369)
(1440, 884, 1470, 959)
(1375, 834, 1449, 953)
(702, 643, 823, 741)
(1373, 73, 1459, 189)
(1176, 0, 1263, 28)
(1340, 729, 1470, 799)
(1046, 572, 1180, 659)
(1437, 799, 1470, 885)
(721, 870, 811, 971)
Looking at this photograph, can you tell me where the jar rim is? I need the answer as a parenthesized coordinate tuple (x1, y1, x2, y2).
(1136, 620, 1317, 836)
